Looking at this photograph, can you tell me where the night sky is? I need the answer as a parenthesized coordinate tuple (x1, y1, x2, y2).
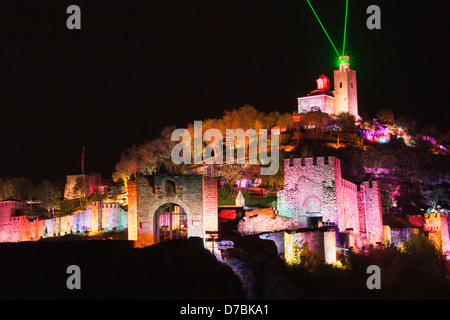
(1, 0, 449, 182)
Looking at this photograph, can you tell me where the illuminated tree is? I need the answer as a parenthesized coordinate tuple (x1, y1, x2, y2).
(112, 144, 142, 186)
(138, 140, 159, 174)
(276, 112, 294, 132)
(218, 164, 243, 194)
(222, 105, 259, 131)
(35, 180, 62, 217)
(0, 177, 34, 201)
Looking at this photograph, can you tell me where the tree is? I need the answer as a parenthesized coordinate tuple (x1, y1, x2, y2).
(335, 112, 356, 132)
(421, 123, 440, 139)
(394, 116, 417, 136)
(300, 111, 332, 144)
(277, 112, 294, 132)
(112, 144, 142, 186)
(218, 164, 243, 194)
(260, 151, 284, 190)
(35, 180, 62, 217)
(424, 186, 449, 210)
(138, 139, 161, 174)
(73, 176, 90, 209)
(222, 105, 259, 131)
(0, 177, 34, 201)
(376, 109, 394, 124)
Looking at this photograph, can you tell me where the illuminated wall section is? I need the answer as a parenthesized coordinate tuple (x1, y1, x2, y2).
(297, 75, 335, 115)
(102, 202, 128, 231)
(361, 181, 384, 245)
(424, 213, 450, 258)
(91, 201, 101, 233)
(284, 232, 295, 263)
(284, 230, 337, 264)
(277, 156, 340, 224)
(277, 156, 384, 250)
(298, 94, 335, 114)
(127, 179, 138, 240)
(0, 200, 127, 243)
(337, 179, 360, 235)
(324, 231, 337, 264)
(202, 177, 218, 233)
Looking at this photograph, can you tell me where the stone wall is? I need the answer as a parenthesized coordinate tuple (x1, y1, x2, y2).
(284, 230, 336, 264)
(424, 212, 450, 258)
(0, 200, 127, 242)
(337, 179, 360, 234)
(361, 181, 384, 244)
(277, 156, 384, 249)
(203, 177, 218, 232)
(238, 214, 306, 235)
(277, 156, 339, 224)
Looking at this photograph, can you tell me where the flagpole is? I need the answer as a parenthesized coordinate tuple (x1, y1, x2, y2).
(81, 145, 85, 175)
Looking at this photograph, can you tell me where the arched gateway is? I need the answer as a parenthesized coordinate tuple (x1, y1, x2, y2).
(154, 203, 188, 242)
(127, 174, 218, 245)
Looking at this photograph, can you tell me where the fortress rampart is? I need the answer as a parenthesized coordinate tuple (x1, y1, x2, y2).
(0, 200, 127, 242)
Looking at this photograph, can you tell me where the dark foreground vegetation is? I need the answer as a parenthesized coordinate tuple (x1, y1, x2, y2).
(0, 237, 245, 299)
(225, 234, 450, 299)
(0, 233, 449, 299)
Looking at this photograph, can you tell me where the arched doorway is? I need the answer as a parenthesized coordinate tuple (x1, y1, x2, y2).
(303, 195, 321, 213)
(154, 203, 188, 242)
(303, 195, 322, 228)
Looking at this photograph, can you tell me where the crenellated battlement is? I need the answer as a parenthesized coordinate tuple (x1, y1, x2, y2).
(277, 155, 384, 248)
(341, 179, 357, 191)
(0, 201, 26, 208)
(102, 202, 122, 209)
(285, 156, 339, 168)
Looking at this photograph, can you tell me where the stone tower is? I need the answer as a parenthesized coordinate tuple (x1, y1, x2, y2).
(333, 56, 359, 119)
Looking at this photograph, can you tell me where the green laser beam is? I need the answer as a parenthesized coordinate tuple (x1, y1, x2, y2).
(342, 0, 349, 56)
(306, 0, 340, 58)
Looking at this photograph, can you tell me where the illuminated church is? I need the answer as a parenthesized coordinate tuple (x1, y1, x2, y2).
(297, 56, 359, 119)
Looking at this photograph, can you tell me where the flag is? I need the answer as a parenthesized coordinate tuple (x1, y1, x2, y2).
(81, 145, 85, 174)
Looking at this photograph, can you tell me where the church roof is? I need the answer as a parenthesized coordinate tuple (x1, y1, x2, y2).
(306, 89, 334, 97)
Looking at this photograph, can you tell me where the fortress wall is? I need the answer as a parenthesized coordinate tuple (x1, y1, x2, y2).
(101, 202, 128, 231)
(361, 181, 384, 244)
(203, 177, 218, 232)
(284, 230, 337, 264)
(337, 178, 360, 236)
(0, 201, 126, 242)
(424, 213, 450, 258)
(278, 156, 339, 222)
(238, 214, 306, 235)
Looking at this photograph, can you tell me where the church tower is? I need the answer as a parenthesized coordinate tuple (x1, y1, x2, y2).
(333, 56, 359, 119)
